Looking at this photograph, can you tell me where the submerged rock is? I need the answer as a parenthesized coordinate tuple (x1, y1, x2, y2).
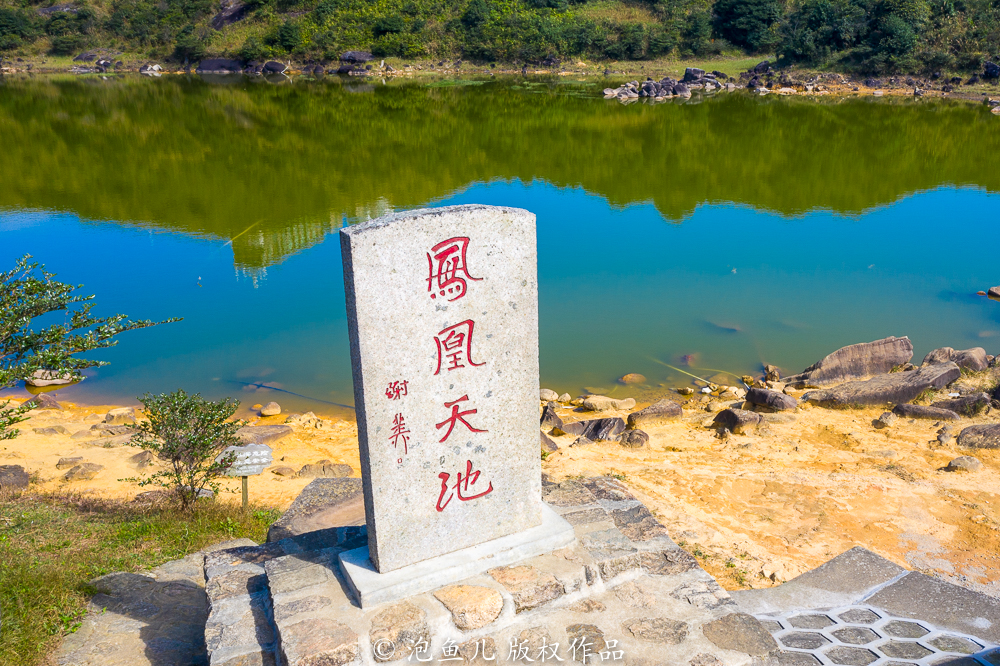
(802, 362, 960, 408)
(784, 336, 914, 388)
(618, 373, 646, 385)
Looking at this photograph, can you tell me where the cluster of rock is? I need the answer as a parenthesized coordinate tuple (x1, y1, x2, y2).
(539, 334, 999, 467)
(603, 68, 737, 101)
(196, 58, 288, 75)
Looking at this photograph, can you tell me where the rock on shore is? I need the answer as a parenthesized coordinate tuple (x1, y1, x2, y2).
(784, 336, 914, 388)
(802, 362, 960, 407)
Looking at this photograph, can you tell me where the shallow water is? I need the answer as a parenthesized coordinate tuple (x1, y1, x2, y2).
(1, 75, 998, 412)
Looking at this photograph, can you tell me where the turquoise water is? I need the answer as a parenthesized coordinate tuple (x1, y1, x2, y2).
(1, 78, 998, 414)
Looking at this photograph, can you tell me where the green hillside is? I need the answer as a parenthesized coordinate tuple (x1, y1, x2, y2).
(1, 0, 998, 75)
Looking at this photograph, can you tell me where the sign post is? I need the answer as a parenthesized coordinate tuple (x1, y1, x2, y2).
(215, 443, 273, 509)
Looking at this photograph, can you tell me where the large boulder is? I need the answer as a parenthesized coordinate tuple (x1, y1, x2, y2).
(892, 404, 960, 420)
(745, 387, 797, 412)
(618, 429, 649, 448)
(540, 403, 563, 429)
(712, 408, 763, 434)
(784, 337, 914, 388)
(931, 392, 992, 417)
(196, 58, 242, 73)
(802, 362, 960, 408)
(957, 424, 1000, 449)
(922, 347, 989, 372)
(556, 418, 626, 441)
(261, 61, 286, 74)
(627, 399, 682, 428)
(210, 0, 248, 29)
(25, 369, 77, 386)
(985, 62, 1000, 79)
(0, 465, 29, 492)
(988, 286, 1000, 299)
(26, 393, 62, 410)
(682, 67, 705, 82)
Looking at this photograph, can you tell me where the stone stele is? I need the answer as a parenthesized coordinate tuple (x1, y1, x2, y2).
(340, 204, 543, 573)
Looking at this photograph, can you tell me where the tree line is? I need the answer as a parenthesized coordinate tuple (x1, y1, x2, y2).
(1, 0, 998, 74)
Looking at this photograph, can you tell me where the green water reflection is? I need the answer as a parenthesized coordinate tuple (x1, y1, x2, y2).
(2, 76, 998, 271)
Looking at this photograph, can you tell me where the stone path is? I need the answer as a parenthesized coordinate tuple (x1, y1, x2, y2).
(732, 548, 1000, 666)
(203, 476, 775, 666)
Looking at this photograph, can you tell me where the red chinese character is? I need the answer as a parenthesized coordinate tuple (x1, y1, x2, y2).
(427, 237, 481, 302)
(390, 413, 411, 455)
(435, 395, 487, 443)
(385, 380, 409, 400)
(436, 459, 494, 511)
(434, 320, 484, 375)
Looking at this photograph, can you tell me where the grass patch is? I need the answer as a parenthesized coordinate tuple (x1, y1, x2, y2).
(0, 492, 280, 666)
(574, 1, 660, 25)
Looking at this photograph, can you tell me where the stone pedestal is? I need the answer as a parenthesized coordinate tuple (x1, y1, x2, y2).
(339, 503, 575, 608)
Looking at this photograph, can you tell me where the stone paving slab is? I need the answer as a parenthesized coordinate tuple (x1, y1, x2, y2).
(55, 538, 257, 666)
(732, 548, 1000, 666)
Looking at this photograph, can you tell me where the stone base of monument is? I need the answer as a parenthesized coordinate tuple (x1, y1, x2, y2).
(202, 476, 781, 666)
(340, 503, 576, 608)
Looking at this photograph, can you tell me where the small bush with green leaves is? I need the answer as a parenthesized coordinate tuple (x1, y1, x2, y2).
(127, 390, 246, 511)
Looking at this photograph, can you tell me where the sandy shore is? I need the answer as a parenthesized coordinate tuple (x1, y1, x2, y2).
(3, 383, 998, 596)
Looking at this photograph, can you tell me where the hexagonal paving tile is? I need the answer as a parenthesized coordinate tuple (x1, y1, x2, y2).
(788, 614, 836, 629)
(883, 662, 919, 666)
(837, 609, 881, 624)
(879, 640, 933, 660)
(831, 627, 879, 645)
(824, 646, 879, 665)
(779, 632, 830, 650)
(927, 635, 982, 654)
(981, 649, 1000, 666)
(882, 620, 929, 638)
(759, 620, 784, 633)
(770, 652, 823, 665)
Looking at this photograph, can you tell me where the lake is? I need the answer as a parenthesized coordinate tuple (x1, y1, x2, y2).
(1, 75, 998, 414)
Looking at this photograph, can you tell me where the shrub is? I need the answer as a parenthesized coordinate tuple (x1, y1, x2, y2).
(373, 15, 406, 37)
(173, 24, 206, 60)
(371, 31, 427, 57)
(682, 7, 714, 55)
(238, 35, 268, 61)
(49, 34, 86, 54)
(127, 390, 245, 511)
(275, 19, 302, 51)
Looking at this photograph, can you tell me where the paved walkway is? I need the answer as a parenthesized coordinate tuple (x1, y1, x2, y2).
(732, 548, 1000, 666)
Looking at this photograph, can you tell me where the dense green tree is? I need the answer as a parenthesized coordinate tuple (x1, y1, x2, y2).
(714, 0, 785, 51)
(0, 256, 177, 441)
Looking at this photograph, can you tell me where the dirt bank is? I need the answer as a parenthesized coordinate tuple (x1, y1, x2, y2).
(2, 384, 998, 596)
